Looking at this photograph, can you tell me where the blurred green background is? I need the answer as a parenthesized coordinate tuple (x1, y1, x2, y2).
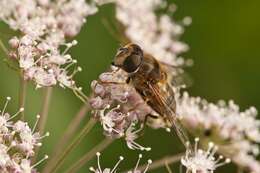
(0, 0, 259, 172)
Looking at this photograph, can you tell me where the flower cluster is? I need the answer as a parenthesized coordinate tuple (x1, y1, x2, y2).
(89, 0, 192, 152)
(0, 97, 48, 172)
(181, 138, 231, 173)
(0, 0, 97, 89)
(177, 92, 260, 173)
(95, 0, 191, 66)
(89, 67, 152, 151)
(90, 152, 152, 173)
(115, 0, 191, 66)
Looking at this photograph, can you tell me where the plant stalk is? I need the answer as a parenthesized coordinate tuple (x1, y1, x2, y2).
(43, 103, 90, 172)
(47, 118, 97, 173)
(55, 103, 90, 153)
(65, 138, 114, 173)
(19, 73, 27, 120)
(0, 39, 8, 55)
(38, 87, 53, 134)
(32, 87, 53, 163)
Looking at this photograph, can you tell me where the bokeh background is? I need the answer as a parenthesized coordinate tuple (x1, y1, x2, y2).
(0, 0, 260, 172)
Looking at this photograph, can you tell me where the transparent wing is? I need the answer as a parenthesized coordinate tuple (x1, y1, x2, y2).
(159, 62, 193, 89)
(147, 82, 190, 149)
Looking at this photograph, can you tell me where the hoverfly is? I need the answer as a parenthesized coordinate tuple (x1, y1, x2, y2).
(112, 43, 190, 147)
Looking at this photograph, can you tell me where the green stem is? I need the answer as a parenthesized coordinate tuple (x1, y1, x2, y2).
(19, 73, 27, 120)
(0, 39, 8, 55)
(55, 103, 89, 154)
(43, 103, 90, 172)
(48, 118, 97, 173)
(38, 87, 53, 134)
(32, 87, 53, 163)
(65, 138, 114, 173)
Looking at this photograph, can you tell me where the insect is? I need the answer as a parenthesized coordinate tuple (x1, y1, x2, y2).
(112, 43, 190, 147)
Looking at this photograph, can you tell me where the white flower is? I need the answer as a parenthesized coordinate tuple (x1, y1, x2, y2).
(177, 92, 260, 142)
(125, 123, 151, 151)
(34, 69, 57, 88)
(90, 69, 153, 150)
(181, 138, 231, 173)
(0, 144, 10, 167)
(89, 152, 124, 173)
(127, 154, 152, 173)
(0, 0, 98, 91)
(114, 0, 190, 66)
(90, 153, 152, 173)
(177, 92, 260, 172)
(13, 121, 31, 133)
(57, 0, 98, 37)
(20, 159, 33, 173)
(0, 97, 48, 172)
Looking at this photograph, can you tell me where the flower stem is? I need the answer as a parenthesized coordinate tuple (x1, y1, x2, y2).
(165, 159, 173, 173)
(38, 87, 53, 134)
(19, 73, 27, 120)
(65, 138, 114, 173)
(32, 87, 53, 163)
(55, 103, 89, 154)
(129, 153, 183, 172)
(0, 39, 8, 55)
(73, 88, 88, 103)
(43, 103, 90, 172)
(48, 118, 97, 173)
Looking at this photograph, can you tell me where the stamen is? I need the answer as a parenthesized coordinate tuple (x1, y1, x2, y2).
(7, 107, 24, 120)
(71, 40, 78, 46)
(34, 54, 49, 64)
(215, 158, 231, 167)
(194, 137, 199, 154)
(32, 155, 48, 168)
(32, 115, 40, 132)
(89, 167, 95, 172)
(7, 141, 16, 151)
(64, 59, 77, 70)
(215, 155, 224, 163)
(129, 141, 151, 151)
(96, 152, 102, 172)
(208, 145, 218, 158)
(37, 132, 50, 139)
(143, 159, 152, 173)
(70, 66, 82, 77)
(111, 156, 124, 173)
(134, 154, 142, 171)
(206, 142, 214, 154)
(37, 143, 42, 146)
(2, 97, 11, 116)
(64, 55, 72, 62)
(62, 40, 78, 56)
(63, 43, 72, 55)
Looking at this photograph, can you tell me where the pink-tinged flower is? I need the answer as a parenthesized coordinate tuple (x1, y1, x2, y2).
(177, 92, 260, 173)
(95, 0, 191, 67)
(0, 97, 48, 172)
(0, 0, 98, 91)
(115, 0, 190, 66)
(89, 152, 124, 173)
(56, 0, 97, 37)
(90, 153, 152, 173)
(89, 68, 154, 150)
(181, 138, 231, 173)
(125, 124, 151, 151)
(127, 154, 152, 173)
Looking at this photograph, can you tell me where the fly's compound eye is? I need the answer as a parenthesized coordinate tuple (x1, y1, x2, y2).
(123, 54, 142, 73)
